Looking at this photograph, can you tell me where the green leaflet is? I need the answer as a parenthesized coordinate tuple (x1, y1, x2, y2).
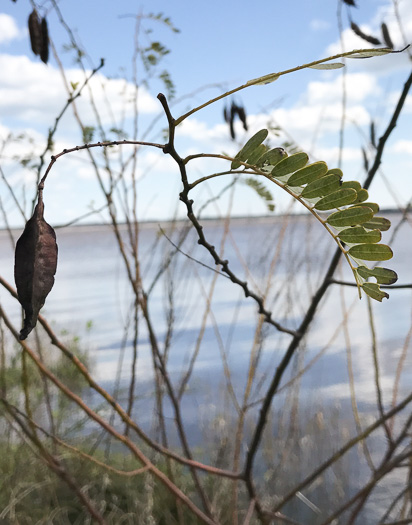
(247, 73, 280, 86)
(362, 216, 391, 231)
(341, 183, 368, 203)
(357, 266, 398, 285)
(352, 202, 379, 214)
(338, 226, 381, 244)
(347, 48, 392, 58)
(231, 129, 268, 169)
(315, 188, 357, 211)
(327, 168, 343, 178)
(348, 243, 393, 261)
(353, 188, 369, 203)
(271, 152, 309, 179)
(327, 206, 374, 227)
(256, 147, 287, 167)
(341, 181, 361, 191)
(247, 144, 267, 165)
(301, 174, 342, 199)
(287, 161, 328, 186)
(362, 282, 389, 302)
(309, 62, 345, 69)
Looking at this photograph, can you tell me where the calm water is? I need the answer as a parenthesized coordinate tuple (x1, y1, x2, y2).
(1, 213, 411, 521)
(1, 213, 410, 400)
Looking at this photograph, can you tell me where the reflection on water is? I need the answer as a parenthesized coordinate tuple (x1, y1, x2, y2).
(1, 213, 411, 522)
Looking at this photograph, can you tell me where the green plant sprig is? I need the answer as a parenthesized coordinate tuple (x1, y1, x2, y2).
(175, 47, 394, 125)
(215, 129, 398, 302)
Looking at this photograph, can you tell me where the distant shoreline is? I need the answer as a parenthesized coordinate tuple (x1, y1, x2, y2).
(0, 208, 402, 235)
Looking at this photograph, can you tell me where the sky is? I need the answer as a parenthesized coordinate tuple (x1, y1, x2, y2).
(0, 0, 412, 227)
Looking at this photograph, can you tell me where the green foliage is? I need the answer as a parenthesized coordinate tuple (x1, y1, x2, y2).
(82, 126, 95, 144)
(159, 70, 176, 99)
(230, 129, 398, 301)
(243, 177, 275, 212)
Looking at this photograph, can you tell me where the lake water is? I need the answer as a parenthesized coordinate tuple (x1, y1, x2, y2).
(1, 213, 411, 522)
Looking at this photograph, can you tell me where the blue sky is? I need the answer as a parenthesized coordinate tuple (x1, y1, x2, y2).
(0, 0, 412, 227)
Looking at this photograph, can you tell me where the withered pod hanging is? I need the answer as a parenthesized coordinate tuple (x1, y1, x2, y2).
(14, 188, 58, 340)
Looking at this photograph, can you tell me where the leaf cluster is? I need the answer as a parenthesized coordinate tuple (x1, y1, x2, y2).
(230, 130, 398, 301)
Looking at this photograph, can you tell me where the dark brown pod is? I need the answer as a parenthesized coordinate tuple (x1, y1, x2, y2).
(28, 9, 42, 56)
(236, 104, 248, 131)
(223, 105, 229, 124)
(14, 191, 58, 340)
(350, 22, 381, 46)
(40, 17, 49, 64)
(229, 101, 236, 140)
(342, 0, 356, 6)
(381, 23, 394, 49)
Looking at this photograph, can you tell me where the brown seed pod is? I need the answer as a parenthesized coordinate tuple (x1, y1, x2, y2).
(40, 17, 49, 64)
(223, 105, 230, 124)
(235, 104, 248, 131)
(14, 190, 58, 340)
(351, 22, 382, 46)
(229, 101, 236, 140)
(28, 9, 42, 56)
(381, 22, 394, 49)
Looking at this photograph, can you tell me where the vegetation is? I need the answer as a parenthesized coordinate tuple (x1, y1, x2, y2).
(0, 1, 412, 524)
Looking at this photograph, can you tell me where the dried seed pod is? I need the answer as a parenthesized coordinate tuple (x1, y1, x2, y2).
(370, 120, 376, 148)
(40, 17, 49, 64)
(14, 190, 58, 340)
(342, 0, 357, 6)
(229, 101, 236, 140)
(28, 9, 42, 56)
(351, 22, 381, 46)
(235, 104, 248, 131)
(381, 23, 394, 49)
(223, 105, 230, 124)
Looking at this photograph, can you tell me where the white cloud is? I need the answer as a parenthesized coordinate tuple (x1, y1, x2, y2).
(310, 19, 331, 32)
(0, 54, 159, 130)
(392, 139, 412, 155)
(306, 73, 379, 104)
(0, 14, 21, 45)
(272, 103, 370, 136)
(326, 1, 412, 75)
